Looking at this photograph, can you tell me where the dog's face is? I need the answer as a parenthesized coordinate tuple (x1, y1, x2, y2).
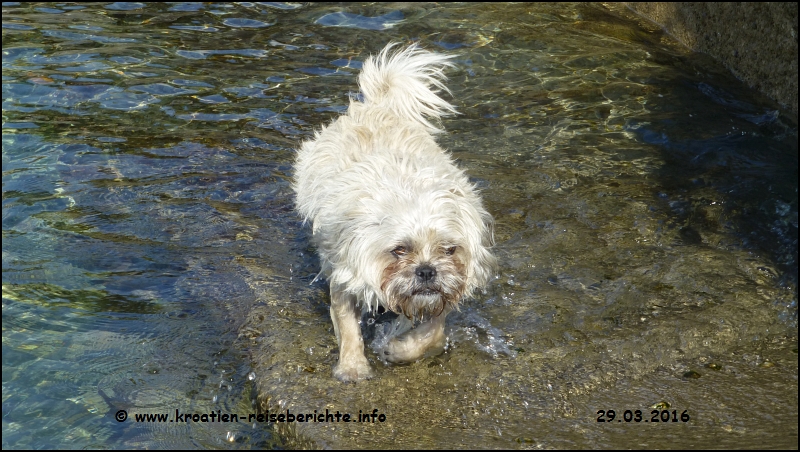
(317, 179, 496, 320)
(380, 229, 468, 320)
(325, 185, 496, 320)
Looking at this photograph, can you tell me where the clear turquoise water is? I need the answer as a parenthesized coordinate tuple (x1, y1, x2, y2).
(2, 2, 797, 449)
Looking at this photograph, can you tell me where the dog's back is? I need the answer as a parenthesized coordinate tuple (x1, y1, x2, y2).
(294, 43, 460, 227)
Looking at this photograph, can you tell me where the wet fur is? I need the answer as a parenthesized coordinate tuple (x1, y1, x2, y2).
(293, 43, 496, 382)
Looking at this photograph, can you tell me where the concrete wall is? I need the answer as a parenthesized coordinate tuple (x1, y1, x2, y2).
(625, 2, 798, 115)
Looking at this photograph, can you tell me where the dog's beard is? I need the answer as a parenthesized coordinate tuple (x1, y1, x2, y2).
(380, 254, 467, 321)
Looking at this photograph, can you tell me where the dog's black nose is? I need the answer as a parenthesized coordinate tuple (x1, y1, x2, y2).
(415, 265, 436, 282)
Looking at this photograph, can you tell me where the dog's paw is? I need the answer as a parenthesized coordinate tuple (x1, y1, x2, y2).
(333, 359, 375, 382)
(382, 333, 446, 364)
(382, 337, 425, 364)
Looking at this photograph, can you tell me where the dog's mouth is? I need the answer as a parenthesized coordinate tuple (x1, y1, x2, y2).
(412, 288, 440, 297)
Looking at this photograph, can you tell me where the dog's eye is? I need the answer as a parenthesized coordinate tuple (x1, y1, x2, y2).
(445, 246, 457, 255)
(392, 246, 408, 257)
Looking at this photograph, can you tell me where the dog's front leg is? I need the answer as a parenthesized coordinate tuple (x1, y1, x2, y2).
(383, 311, 448, 363)
(330, 288, 374, 382)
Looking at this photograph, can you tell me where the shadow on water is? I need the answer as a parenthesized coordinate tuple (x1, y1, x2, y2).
(574, 5, 799, 289)
(2, 2, 796, 449)
(645, 87, 797, 285)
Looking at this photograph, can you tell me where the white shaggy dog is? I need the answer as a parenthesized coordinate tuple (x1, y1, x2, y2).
(294, 43, 496, 382)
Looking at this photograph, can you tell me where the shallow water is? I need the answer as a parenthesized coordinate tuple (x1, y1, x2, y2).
(2, 2, 797, 449)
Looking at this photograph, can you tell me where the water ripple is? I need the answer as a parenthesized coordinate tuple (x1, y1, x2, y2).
(222, 18, 273, 28)
(40, 29, 137, 43)
(127, 83, 196, 96)
(103, 2, 145, 11)
(315, 10, 403, 30)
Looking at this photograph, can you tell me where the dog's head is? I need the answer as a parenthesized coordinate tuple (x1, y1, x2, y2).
(379, 228, 472, 320)
(323, 178, 496, 320)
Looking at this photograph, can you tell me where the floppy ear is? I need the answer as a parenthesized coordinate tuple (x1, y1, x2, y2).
(472, 220, 497, 290)
(460, 201, 497, 293)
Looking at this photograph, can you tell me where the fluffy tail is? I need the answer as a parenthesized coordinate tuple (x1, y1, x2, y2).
(357, 43, 458, 133)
